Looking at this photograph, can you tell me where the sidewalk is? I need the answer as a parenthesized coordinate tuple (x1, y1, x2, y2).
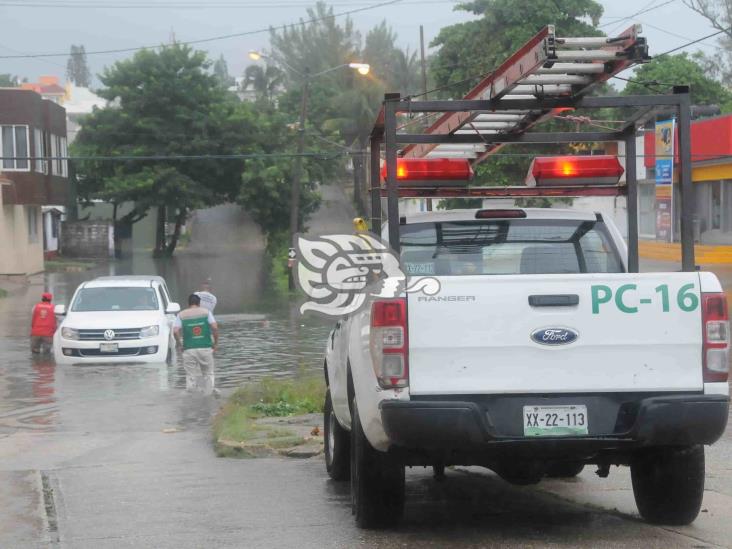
(639, 240, 732, 264)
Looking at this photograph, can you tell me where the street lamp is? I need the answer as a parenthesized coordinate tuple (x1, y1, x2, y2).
(249, 50, 370, 289)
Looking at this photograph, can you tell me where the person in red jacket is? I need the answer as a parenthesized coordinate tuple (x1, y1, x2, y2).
(31, 292, 57, 354)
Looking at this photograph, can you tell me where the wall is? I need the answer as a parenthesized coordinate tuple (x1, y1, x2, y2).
(78, 201, 157, 252)
(0, 193, 44, 276)
(60, 221, 114, 258)
(43, 211, 60, 254)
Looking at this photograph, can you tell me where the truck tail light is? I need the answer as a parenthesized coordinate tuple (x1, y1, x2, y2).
(370, 298, 408, 389)
(702, 292, 729, 382)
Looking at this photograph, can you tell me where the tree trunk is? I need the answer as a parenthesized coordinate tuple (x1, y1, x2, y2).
(165, 208, 186, 256)
(153, 205, 166, 257)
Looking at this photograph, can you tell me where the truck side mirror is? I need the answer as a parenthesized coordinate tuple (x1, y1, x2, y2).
(166, 302, 181, 314)
(54, 304, 66, 315)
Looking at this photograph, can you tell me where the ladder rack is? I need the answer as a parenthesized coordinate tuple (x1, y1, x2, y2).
(402, 25, 648, 163)
(369, 25, 696, 273)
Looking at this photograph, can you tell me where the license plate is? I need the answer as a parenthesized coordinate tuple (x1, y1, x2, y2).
(99, 342, 118, 353)
(523, 405, 588, 437)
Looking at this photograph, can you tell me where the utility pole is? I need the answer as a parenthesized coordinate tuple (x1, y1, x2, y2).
(419, 25, 428, 101)
(419, 25, 433, 212)
(289, 67, 310, 290)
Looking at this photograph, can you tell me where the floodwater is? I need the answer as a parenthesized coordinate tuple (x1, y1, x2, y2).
(0, 204, 336, 435)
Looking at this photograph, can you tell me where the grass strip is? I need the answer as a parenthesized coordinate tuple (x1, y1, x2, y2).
(213, 373, 325, 458)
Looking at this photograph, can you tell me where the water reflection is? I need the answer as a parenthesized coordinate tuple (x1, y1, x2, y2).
(1, 283, 332, 432)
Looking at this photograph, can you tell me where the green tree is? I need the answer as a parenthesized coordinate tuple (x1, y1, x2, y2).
(73, 44, 248, 256)
(213, 54, 235, 88)
(363, 21, 421, 96)
(66, 45, 92, 87)
(269, 3, 420, 212)
(235, 103, 322, 251)
(0, 74, 19, 87)
(430, 0, 603, 97)
(242, 64, 284, 103)
(623, 53, 732, 111)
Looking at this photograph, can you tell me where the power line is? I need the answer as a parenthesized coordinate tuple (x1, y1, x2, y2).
(0, 0, 457, 6)
(6, 151, 729, 161)
(4, 152, 347, 162)
(655, 26, 731, 56)
(599, 0, 678, 29)
(0, 0, 405, 59)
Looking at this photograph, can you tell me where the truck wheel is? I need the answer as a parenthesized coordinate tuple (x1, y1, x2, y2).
(324, 389, 350, 481)
(350, 399, 404, 529)
(631, 445, 705, 525)
(546, 461, 584, 478)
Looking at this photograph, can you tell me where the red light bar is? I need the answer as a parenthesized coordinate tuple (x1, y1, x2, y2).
(381, 158, 474, 187)
(527, 155, 624, 186)
(475, 209, 527, 219)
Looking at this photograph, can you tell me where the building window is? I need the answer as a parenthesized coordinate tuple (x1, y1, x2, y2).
(1, 125, 30, 171)
(34, 128, 48, 174)
(27, 206, 38, 243)
(61, 136, 68, 177)
(50, 135, 68, 177)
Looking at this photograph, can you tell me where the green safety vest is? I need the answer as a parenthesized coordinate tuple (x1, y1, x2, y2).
(180, 312, 213, 350)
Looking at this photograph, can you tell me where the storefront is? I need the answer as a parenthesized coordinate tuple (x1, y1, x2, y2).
(642, 115, 732, 245)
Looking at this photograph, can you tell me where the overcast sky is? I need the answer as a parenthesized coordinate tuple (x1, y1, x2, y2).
(0, 0, 724, 87)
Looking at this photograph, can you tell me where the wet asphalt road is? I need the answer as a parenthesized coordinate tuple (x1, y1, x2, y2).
(1, 199, 732, 547)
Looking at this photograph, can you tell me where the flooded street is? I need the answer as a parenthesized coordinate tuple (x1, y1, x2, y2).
(0, 201, 731, 547)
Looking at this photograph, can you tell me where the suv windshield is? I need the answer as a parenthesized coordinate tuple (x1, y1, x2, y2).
(71, 287, 159, 312)
(400, 219, 624, 276)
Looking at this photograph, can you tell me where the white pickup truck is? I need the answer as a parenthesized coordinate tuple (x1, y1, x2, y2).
(323, 207, 729, 529)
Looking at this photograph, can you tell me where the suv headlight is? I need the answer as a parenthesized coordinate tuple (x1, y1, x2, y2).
(139, 325, 160, 338)
(61, 327, 79, 340)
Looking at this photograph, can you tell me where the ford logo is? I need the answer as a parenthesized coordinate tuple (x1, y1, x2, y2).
(531, 327, 578, 346)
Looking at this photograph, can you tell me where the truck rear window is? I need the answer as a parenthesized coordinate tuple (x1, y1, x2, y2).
(400, 219, 624, 276)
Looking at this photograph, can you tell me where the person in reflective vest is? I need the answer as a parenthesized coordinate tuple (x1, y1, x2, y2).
(31, 292, 56, 354)
(174, 293, 219, 394)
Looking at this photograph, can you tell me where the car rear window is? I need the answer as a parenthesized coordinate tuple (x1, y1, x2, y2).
(400, 219, 624, 276)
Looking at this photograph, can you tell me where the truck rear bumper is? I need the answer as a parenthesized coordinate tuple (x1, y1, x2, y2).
(380, 394, 729, 453)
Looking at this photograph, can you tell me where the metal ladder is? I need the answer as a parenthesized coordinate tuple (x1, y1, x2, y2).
(403, 24, 649, 162)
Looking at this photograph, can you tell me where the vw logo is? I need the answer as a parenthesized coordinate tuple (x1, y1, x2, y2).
(103, 329, 116, 341)
(531, 327, 578, 346)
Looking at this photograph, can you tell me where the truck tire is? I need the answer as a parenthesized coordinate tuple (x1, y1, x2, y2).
(631, 445, 705, 525)
(351, 399, 405, 529)
(324, 389, 350, 481)
(546, 461, 585, 478)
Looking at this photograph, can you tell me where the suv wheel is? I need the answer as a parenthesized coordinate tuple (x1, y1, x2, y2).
(631, 445, 705, 525)
(324, 389, 350, 481)
(546, 461, 584, 478)
(351, 399, 404, 529)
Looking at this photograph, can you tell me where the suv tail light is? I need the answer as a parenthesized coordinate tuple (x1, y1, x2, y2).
(702, 292, 729, 382)
(370, 299, 408, 389)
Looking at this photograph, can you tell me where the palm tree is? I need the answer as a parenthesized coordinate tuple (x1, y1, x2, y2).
(242, 64, 284, 103)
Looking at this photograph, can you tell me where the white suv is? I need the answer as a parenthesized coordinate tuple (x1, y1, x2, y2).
(53, 276, 181, 365)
